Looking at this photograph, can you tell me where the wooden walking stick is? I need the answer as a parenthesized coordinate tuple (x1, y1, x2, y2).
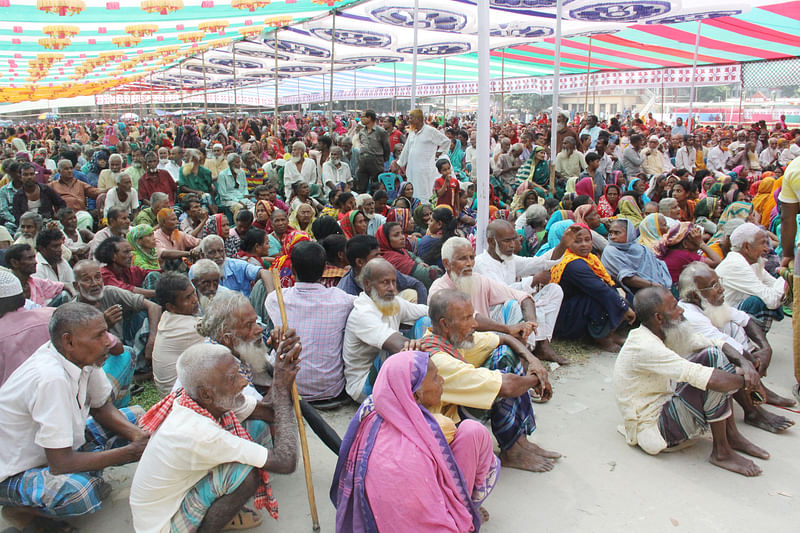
(272, 269, 321, 531)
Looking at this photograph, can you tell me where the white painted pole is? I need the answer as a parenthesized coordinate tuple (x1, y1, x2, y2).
(548, 0, 563, 195)
(410, 0, 419, 109)
(476, 0, 490, 253)
(687, 20, 701, 131)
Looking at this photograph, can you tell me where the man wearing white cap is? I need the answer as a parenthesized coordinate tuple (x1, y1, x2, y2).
(641, 135, 665, 176)
(0, 270, 54, 386)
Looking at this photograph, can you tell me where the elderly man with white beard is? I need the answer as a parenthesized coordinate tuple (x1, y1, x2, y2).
(193, 234, 273, 298)
(613, 287, 769, 477)
(430, 237, 567, 365)
(342, 257, 428, 402)
(190, 258, 231, 314)
(715, 222, 787, 333)
(475, 220, 563, 294)
(677, 262, 795, 433)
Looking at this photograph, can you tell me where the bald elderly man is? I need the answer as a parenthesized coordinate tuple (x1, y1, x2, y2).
(130, 340, 300, 532)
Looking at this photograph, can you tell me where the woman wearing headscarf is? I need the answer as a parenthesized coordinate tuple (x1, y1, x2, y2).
(412, 204, 433, 235)
(574, 204, 608, 254)
(515, 145, 550, 197)
(698, 175, 716, 199)
(617, 194, 644, 227)
(712, 201, 756, 240)
(536, 219, 574, 258)
(204, 213, 240, 257)
(596, 183, 620, 218)
(601, 218, 671, 293)
(270, 229, 311, 288)
(575, 177, 594, 200)
(127, 224, 161, 271)
(517, 204, 548, 257)
(627, 176, 650, 204)
(377, 222, 442, 289)
(339, 210, 368, 239)
(386, 207, 414, 235)
(289, 203, 316, 239)
(694, 196, 722, 223)
(332, 351, 497, 533)
(252, 199, 274, 232)
(637, 213, 668, 250)
(447, 138, 466, 179)
(654, 222, 722, 286)
(395, 181, 421, 212)
(83, 148, 110, 210)
(551, 224, 635, 352)
(751, 176, 777, 227)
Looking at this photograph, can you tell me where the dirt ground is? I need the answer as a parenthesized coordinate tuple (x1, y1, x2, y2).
(2, 320, 799, 533)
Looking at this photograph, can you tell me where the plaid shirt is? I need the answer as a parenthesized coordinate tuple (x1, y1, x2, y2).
(264, 282, 356, 401)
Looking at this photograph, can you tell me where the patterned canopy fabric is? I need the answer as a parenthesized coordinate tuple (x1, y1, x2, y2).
(1, 0, 799, 104)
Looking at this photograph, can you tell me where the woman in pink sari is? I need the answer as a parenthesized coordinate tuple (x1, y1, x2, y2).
(332, 351, 498, 532)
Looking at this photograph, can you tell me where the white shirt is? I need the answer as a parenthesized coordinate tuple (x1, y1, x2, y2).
(158, 160, 180, 182)
(706, 146, 730, 173)
(715, 252, 786, 310)
(474, 251, 557, 293)
(282, 158, 318, 199)
(129, 403, 269, 533)
(397, 125, 451, 203)
(0, 342, 112, 481)
(152, 312, 204, 397)
(342, 292, 428, 401)
(104, 187, 139, 217)
(678, 301, 750, 354)
(33, 251, 74, 284)
(321, 160, 353, 190)
(759, 147, 779, 168)
(675, 146, 697, 172)
(612, 326, 722, 455)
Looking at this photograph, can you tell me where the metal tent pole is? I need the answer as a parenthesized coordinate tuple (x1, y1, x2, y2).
(443, 58, 447, 119)
(274, 28, 279, 135)
(392, 62, 397, 114)
(476, 0, 490, 253)
(179, 61, 184, 117)
(410, 0, 419, 108)
(687, 20, 701, 131)
(353, 70, 356, 114)
(584, 36, 592, 115)
(232, 41, 237, 111)
(500, 48, 505, 120)
(548, 0, 563, 195)
(329, 10, 336, 130)
(202, 51, 208, 119)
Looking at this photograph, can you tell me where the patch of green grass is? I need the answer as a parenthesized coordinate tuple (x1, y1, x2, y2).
(131, 381, 161, 410)
(551, 338, 594, 364)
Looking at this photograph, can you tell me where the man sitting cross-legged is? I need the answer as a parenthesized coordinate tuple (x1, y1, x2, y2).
(266, 240, 356, 403)
(431, 237, 567, 365)
(420, 291, 561, 473)
(613, 287, 769, 477)
(342, 257, 428, 402)
(678, 262, 795, 432)
(0, 302, 148, 532)
(130, 340, 300, 532)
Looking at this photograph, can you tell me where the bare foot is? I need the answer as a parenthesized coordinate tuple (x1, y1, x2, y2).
(500, 447, 555, 472)
(708, 450, 762, 476)
(765, 386, 797, 408)
(534, 342, 569, 365)
(727, 426, 770, 459)
(594, 336, 621, 353)
(744, 407, 795, 434)
(478, 506, 490, 523)
(522, 439, 562, 459)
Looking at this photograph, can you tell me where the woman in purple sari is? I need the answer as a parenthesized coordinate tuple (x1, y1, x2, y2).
(331, 351, 499, 532)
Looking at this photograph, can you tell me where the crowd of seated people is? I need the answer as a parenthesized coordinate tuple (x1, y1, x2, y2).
(0, 108, 799, 532)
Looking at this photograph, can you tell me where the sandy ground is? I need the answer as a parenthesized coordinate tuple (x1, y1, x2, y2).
(3, 320, 799, 533)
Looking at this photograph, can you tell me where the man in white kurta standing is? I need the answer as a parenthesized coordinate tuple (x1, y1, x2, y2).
(398, 109, 451, 204)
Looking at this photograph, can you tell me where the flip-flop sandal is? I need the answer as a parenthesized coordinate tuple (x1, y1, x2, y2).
(223, 509, 263, 531)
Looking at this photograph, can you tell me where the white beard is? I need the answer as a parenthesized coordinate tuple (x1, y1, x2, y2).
(159, 158, 169, 165)
(363, 212, 375, 220)
(291, 156, 302, 163)
(198, 292, 215, 311)
(369, 288, 400, 317)
(495, 243, 514, 263)
(133, 161, 143, 169)
(662, 318, 698, 357)
(699, 296, 733, 330)
(234, 337, 270, 374)
(451, 271, 475, 296)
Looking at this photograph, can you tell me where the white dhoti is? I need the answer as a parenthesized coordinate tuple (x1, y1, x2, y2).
(489, 283, 563, 348)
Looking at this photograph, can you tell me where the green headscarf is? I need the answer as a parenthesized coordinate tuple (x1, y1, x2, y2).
(127, 224, 160, 270)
